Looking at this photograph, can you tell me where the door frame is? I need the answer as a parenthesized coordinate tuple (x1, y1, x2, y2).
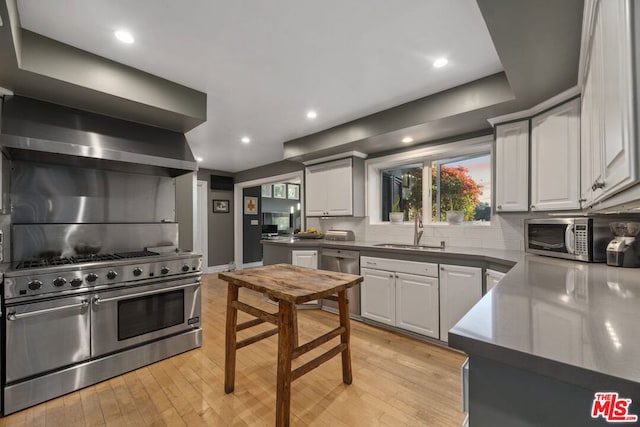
(195, 180, 208, 268)
(233, 170, 304, 268)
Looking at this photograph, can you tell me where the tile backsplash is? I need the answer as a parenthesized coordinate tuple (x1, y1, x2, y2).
(307, 214, 530, 251)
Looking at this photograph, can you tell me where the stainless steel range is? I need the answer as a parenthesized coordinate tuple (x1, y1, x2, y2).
(0, 95, 205, 415)
(2, 248, 202, 415)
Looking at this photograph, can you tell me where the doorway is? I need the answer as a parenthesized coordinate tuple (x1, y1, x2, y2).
(233, 171, 304, 268)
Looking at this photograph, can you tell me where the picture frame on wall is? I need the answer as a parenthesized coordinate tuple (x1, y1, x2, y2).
(273, 183, 286, 199)
(261, 184, 272, 198)
(213, 199, 229, 213)
(244, 196, 258, 214)
(287, 183, 299, 200)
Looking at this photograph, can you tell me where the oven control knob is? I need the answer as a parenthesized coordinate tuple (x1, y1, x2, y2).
(107, 271, 118, 280)
(53, 277, 67, 287)
(28, 280, 43, 291)
(70, 278, 83, 287)
(133, 267, 143, 277)
(161, 266, 170, 275)
(182, 264, 190, 272)
(86, 273, 98, 283)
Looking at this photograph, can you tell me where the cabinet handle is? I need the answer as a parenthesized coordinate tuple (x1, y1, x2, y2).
(389, 274, 394, 278)
(440, 267, 445, 271)
(366, 261, 377, 266)
(497, 205, 502, 210)
(530, 205, 535, 209)
(578, 198, 587, 203)
(592, 180, 605, 191)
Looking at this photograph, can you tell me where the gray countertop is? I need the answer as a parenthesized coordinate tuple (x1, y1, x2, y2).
(449, 254, 640, 392)
(261, 238, 523, 266)
(264, 238, 640, 391)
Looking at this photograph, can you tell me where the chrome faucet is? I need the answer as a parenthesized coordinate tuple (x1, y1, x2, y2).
(413, 209, 424, 246)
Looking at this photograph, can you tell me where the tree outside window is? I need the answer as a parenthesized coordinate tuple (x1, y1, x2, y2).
(381, 153, 491, 223)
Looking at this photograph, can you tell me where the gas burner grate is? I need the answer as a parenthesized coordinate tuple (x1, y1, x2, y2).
(71, 254, 120, 263)
(15, 258, 75, 269)
(114, 250, 159, 259)
(14, 250, 160, 270)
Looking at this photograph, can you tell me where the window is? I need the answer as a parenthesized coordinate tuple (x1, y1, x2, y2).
(432, 153, 491, 222)
(372, 137, 492, 224)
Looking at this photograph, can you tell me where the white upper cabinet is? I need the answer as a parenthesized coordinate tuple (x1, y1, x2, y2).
(531, 98, 581, 211)
(495, 120, 529, 212)
(580, 0, 637, 208)
(599, 0, 635, 198)
(305, 158, 364, 217)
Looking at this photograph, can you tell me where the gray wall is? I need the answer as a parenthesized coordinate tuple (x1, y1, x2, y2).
(197, 169, 234, 267)
(234, 160, 304, 183)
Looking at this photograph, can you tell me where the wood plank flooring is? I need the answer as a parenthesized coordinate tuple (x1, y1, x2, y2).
(0, 274, 466, 426)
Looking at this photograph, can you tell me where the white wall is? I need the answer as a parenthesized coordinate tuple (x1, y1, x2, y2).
(307, 213, 529, 251)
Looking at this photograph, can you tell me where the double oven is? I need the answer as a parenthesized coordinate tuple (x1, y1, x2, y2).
(3, 252, 202, 414)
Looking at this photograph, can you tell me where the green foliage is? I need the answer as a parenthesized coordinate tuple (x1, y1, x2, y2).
(392, 195, 402, 212)
(432, 166, 482, 221)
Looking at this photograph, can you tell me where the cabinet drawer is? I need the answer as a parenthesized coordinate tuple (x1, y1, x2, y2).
(361, 256, 438, 277)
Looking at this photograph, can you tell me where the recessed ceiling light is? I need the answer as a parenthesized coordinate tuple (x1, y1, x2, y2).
(196, 157, 203, 162)
(114, 30, 135, 44)
(306, 110, 317, 119)
(402, 136, 414, 143)
(433, 57, 448, 68)
(241, 136, 251, 144)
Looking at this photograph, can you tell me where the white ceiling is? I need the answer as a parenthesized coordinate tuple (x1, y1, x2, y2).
(17, 0, 503, 173)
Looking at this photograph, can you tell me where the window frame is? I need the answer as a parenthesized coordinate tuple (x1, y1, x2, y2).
(365, 135, 493, 225)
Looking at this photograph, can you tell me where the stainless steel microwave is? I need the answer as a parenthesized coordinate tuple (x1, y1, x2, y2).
(525, 218, 611, 262)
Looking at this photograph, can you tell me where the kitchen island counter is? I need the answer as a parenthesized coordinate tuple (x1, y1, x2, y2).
(449, 255, 640, 426)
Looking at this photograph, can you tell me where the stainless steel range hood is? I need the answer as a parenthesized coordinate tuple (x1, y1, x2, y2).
(0, 95, 198, 177)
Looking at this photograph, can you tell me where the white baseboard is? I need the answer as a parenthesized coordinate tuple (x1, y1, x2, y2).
(204, 265, 231, 274)
(203, 261, 264, 274)
(242, 261, 264, 269)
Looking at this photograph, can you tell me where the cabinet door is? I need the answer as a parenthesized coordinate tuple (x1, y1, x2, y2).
(305, 166, 328, 216)
(485, 269, 506, 292)
(495, 120, 529, 212)
(325, 159, 353, 216)
(599, 0, 636, 198)
(395, 272, 439, 339)
(531, 98, 581, 211)
(439, 264, 482, 343)
(291, 250, 318, 269)
(580, 56, 594, 208)
(361, 267, 395, 326)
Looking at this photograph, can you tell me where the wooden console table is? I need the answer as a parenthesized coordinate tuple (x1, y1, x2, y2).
(218, 264, 363, 427)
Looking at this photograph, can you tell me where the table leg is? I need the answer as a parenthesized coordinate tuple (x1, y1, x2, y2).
(337, 290, 353, 384)
(276, 300, 295, 427)
(224, 283, 239, 393)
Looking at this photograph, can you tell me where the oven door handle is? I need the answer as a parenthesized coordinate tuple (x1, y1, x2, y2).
(7, 299, 90, 321)
(93, 282, 199, 305)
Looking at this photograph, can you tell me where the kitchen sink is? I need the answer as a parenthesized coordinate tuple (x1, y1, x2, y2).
(373, 242, 446, 251)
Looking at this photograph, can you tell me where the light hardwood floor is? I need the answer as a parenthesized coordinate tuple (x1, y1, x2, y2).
(0, 274, 466, 426)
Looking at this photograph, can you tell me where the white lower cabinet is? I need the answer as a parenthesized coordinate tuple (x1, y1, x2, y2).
(485, 269, 506, 292)
(360, 267, 396, 326)
(439, 264, 482, 343)
(291, 250, 318, 269)
(291, 250, 319, 306)
(396, 273, 439, 337)
(361, 257, 439, 339)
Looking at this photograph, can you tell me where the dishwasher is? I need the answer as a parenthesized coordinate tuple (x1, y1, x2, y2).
(320, 248, 361, 317)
